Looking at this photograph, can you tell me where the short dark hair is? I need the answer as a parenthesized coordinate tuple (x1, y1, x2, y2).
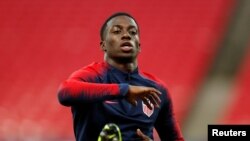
(100, 12, 139, 40)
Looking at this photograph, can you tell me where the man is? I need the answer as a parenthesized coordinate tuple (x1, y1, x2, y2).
(58, 12, 184, 141)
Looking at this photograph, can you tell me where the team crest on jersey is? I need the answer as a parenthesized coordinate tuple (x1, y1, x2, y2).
(142, 101, 154, 117)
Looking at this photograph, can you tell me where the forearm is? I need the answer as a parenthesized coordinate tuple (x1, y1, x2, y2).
(58, 79, 129, 106)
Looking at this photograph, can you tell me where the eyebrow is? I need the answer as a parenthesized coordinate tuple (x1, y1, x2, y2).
(112, 25, 137, 30)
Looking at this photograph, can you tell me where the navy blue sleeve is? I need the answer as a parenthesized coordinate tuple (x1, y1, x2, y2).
(154, 88, 184, 141)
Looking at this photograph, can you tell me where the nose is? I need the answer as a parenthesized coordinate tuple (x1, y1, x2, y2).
(121, 32, 131, 40)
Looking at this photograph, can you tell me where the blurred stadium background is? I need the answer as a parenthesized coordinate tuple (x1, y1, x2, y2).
(0, 0, 249, 140)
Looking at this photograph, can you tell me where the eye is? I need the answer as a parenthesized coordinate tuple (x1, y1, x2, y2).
(113, 30, 121, 34)
(129, 30, 137, 35)
(112, 26, 122, 34)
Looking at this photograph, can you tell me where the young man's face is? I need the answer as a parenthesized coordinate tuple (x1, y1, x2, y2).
(101, 15, 140, 62)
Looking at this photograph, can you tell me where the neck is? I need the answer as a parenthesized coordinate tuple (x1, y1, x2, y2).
(105, 56, 138, 73)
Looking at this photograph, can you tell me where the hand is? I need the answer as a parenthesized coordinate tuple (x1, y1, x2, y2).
(126, 85, 161, 110)
(136, 129, 153, 141)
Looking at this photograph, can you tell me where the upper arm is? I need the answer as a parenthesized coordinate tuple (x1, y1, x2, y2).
(154, 89, 184, 141)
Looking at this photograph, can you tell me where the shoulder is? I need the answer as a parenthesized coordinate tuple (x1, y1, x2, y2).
(82, 62, 107, 72)
(140, 71, 173, 102)
(69, 62, 108, 80)
(140, 71, 168, 91)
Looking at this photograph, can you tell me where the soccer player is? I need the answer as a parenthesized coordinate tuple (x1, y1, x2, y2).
(58, 12, 184, 141)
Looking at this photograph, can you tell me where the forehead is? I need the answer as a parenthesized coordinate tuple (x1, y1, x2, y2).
(106, 15, 138, 29)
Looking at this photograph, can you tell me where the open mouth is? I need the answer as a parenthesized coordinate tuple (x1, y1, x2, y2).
(121, 42, 133, 47)
(120, 42, 133, 52)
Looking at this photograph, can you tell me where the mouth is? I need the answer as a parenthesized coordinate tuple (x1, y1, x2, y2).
(120, 42, 133, 52)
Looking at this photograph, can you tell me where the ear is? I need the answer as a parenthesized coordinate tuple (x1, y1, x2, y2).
(138, 43, 141, 52)
(100, 41, 107, 52)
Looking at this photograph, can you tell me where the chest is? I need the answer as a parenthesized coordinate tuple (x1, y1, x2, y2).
(92, 70, 162, 125)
